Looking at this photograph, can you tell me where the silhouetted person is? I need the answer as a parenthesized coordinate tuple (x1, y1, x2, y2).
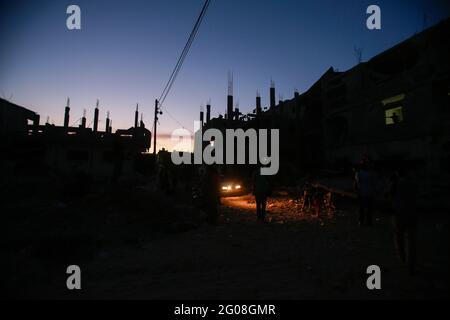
(351, 167, 358, 191)
(391, 112, 400, 124)
(311, 184, 323, 217)
(253, 169, 270, 222)
(301, 174, 314, 213)
(203, 165, 219, 225)
(355, 161, 375, 226)
(388, 170, 418, 275)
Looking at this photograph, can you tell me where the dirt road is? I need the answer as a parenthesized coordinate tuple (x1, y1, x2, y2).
(17, 193, 443, 299)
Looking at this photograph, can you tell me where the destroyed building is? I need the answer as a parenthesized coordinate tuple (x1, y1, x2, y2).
(1, 98, 152, 181)
(201, 18, 450, 182)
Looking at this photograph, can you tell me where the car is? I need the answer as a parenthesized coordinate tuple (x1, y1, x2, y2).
(220, 179, 245, 197)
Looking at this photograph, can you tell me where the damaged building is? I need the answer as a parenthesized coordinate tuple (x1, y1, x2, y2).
(201, 18, 450, 183)
(319, 18, 450, 180)
(1, 98, 152, 182)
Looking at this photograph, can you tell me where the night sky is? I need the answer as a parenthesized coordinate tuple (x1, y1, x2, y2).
(1, 0, 449, 151)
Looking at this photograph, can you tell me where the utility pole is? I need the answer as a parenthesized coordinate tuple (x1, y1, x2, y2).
(153, 99, 162, 155)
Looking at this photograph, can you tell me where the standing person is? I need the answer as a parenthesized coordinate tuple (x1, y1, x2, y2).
(301, 174, 314, 213)
(355, 161, 375, 226)
(311, 184, 322, 218)
(253, 168, 270, 222)
(203, 165, 219, 225)
(388, 170, 418, 275)
(352, 167, 358, 191)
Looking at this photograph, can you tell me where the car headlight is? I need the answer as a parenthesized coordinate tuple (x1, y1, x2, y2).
(235, 185, 241, 189)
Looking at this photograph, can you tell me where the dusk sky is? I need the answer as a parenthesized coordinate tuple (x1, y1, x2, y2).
(1, 0, 449, 151)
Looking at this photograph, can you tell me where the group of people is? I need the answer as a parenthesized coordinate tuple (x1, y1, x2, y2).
(354, 157, 418, 275)
(298, 175, 335, 218)
(194, 158, 418, 275)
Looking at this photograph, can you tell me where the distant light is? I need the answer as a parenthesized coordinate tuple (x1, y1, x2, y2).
(235, 185, 241, 189)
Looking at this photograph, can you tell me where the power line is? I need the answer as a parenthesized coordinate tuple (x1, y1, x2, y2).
(156, 0, 211, 133)
(159, 0, 210, 106)
(164, 107, 192, 132)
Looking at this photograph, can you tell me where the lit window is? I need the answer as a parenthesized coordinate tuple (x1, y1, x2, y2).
(385, 107, 403, 125)
(381, 93, 405, 106)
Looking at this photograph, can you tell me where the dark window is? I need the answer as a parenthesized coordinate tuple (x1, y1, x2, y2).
(327, 117, 349, 146)
(102, 151, 114, 163)
(432, 78, 450, 111)
(67, 150, 89, 162)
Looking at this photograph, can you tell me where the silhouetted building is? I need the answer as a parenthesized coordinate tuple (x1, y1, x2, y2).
(202, 18, 450, 182)
(1, 98, 152, 180)
(0, 98, 40, 137)
(319, 19, 450, 182)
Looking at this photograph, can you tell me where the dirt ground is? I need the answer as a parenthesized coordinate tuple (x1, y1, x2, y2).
(5, 189, 448, 300)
